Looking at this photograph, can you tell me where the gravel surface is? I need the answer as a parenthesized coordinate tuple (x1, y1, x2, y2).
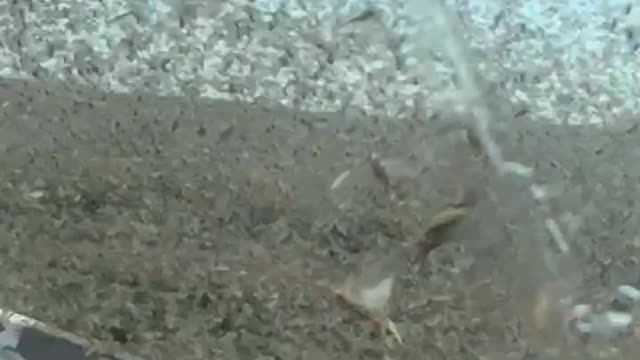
(0, 0, 638, 123)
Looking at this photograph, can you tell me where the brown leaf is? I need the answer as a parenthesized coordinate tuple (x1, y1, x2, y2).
(425, 207, 469, 235)
(411, 206, 469, 265)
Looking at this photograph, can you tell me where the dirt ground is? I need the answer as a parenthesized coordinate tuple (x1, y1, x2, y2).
(0, 78, 639, 359)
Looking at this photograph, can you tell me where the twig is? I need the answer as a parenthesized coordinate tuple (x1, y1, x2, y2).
(369, 152, 391, 190)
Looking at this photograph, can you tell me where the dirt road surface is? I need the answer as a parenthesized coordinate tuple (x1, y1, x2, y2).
(0, 79, 639, 359)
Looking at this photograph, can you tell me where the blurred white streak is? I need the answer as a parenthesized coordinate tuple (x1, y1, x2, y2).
(545, 218, 569, 253)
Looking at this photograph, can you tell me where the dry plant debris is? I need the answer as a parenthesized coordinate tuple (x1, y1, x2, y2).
(333, 199, 470, 347)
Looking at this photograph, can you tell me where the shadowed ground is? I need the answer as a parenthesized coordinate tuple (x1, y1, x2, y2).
(0, 79, 639, 359)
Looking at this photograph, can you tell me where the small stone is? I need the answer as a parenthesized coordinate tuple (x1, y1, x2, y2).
(612, 285, 640, 311)
(573, 309, 633, 337)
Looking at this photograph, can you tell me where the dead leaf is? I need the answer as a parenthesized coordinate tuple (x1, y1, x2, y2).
(426, 207, 469, 234)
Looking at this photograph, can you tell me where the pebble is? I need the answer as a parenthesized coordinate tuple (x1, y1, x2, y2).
(569, 285, 640, 339)
(613, 285, 640, 309)
(574, 310, 633, 336)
